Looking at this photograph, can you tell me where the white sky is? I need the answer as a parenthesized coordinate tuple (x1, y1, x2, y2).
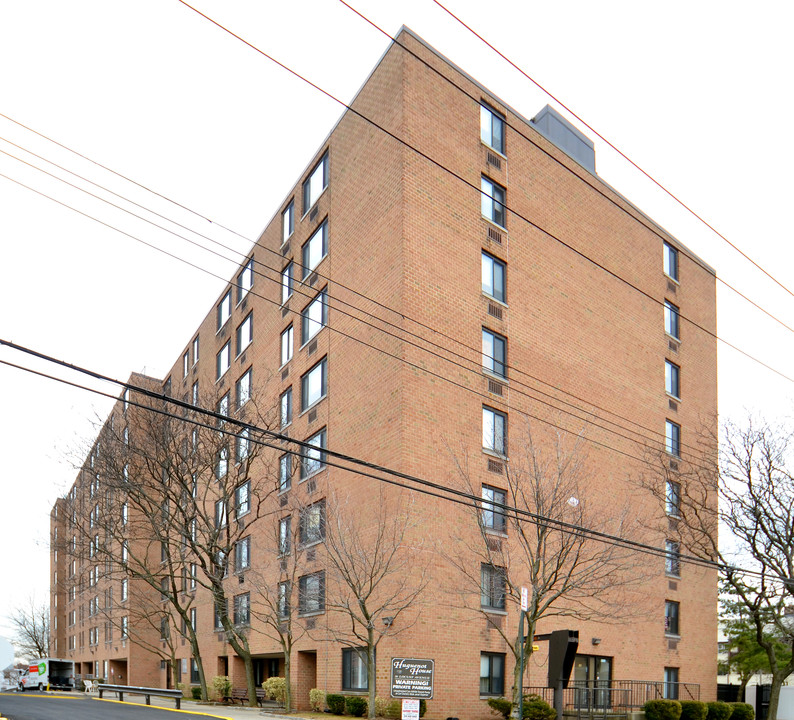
(1, 0, 793, 645)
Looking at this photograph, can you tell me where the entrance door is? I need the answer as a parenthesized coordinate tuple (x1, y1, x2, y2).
(572, 655, 612, 709)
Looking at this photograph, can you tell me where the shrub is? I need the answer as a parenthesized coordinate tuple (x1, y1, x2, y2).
(384, 699, 402, 718)
(680, 701, 708, 720)
(644, 699, 683, 720)
(263, 677, 287, 705)
(729, 704, 754, 720)
(212, 675, 232, 702)
(327, 693, 346, 715)
(191, 686, 202, 700)
(177, 682, 188, 698)
(419, 699, 427, 718)
(488, 697, 513, 718)
(310, 688, 327, 712)
(522, 695, 556, 720)
(707, 702, 733, 720)
(346, 696, 368, 717)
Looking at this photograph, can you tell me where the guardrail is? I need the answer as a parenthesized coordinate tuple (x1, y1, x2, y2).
(96, 683, 184, 709)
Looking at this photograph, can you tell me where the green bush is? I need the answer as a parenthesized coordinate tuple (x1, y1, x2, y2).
(522, 694, 555, 720)
(310, 688, 327, 712)
(729, 703, 754, 720)
(327, 693, 346, 715)
(262, 677, 287, 704)
(419, 699, 427, 718)
(680, 701, 708, 720)
(644, 699, 683, 720)
(191, 686, 202, 700)
(384, 699, 402, 718)
(346, 696, 368, 717)
(707, 702, 733, 720)
(488, 697, 513, 718)
(212, 675, 232, 701)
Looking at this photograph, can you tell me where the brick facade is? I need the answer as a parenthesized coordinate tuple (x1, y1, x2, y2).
(50, 27, 717, 718)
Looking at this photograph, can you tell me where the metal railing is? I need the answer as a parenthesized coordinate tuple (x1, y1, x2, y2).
(525, 680, 700, 717)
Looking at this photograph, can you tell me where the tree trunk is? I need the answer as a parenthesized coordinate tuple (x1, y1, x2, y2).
(187, 630, 208, 700)
(243, 653, 256, 707)
(284, 648, 292, 712)
(768, 673, 782, 720)
(368, 627, 377, 720)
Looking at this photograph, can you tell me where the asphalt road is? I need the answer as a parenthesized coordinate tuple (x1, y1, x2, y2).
(0, 692, 237, 720)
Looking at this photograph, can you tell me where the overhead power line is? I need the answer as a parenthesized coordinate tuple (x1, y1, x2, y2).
(0, 336, 731, 577)
(429, 0, 794, 301)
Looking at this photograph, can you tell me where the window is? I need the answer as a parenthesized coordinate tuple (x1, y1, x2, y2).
(236, 314, 253, 356)
(191, 658, 200, 684)
(663, 667, 679, 699)
(665, 360, 680, 399)
(183, 351, 189, 378)
(123, 388, 129, 411)
(216, 446, 229, 480)
(481, 563, 506, 610)
(282, 201, 294, 244)
(279, 517, 291, 555)
(301, 429, 327, 478)
(299, 571, 325, 614)
(664, 301, 680, 340)
(235, 537, 251, 571)
(300, 500, 326, 545)
(480, 653, 505, 696)
(665, 420, 681, 457)
(482, 252, 506, 303)
(217, 290, 232, 330)
(215, 500, 228, 528)
(121, 616, 128, 638)
(121, 541, 128, 564)
(302, 289, 328, 344)
(160, 577, 169, 602)
(664, 242, 679, 282)
(482, 329, 507, 378)
(301, 357, 327, 410)
(481, 177, 506, 228)
(280, 388, 293, 428)
(217, 342, 231, 380)
(481, 485, 506, 531)
(236, 481, 250, 517)
(236, 369, 251, 408)
(121, 578, 128, 602)
(189, 564, 197, 591)
(236, 428, 250, 463)
(278, 582, 290, 618)
(302, 221, 328, 278)
(279, 453, 292, 492)
(665, 540, 681, 577)
(192, 335, 200, 365)
(480, 104, 505, 154)
(303, 152, 328, 213)
(281, 263, 293, 304)
(217, 393, 229, 424)
(214, 601, 226, 630)
(237, 258, 253, 303)
(281, 326, 293, 366)
(665, 600, 680, 636)
(666, 480, 681, 517)
(483, 407, 507, 455)
(190, 607, 197, 632)
(234, 593, 250, 626)
(342, 647, 369, 691)
(192, 381, 199, 406)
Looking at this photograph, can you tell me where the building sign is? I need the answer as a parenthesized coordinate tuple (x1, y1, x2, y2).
(391, 658, 434, 699)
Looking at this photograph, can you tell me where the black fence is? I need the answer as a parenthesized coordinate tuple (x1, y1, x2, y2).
(525, 680, 700, 717)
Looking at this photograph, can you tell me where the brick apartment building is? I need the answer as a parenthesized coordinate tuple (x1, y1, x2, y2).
(50, 27, 718, 717)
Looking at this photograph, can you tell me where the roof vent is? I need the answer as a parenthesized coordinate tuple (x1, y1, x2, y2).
(530, 105, 595, 174)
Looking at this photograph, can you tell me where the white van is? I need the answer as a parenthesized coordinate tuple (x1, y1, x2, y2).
(18, 658, 75, 691)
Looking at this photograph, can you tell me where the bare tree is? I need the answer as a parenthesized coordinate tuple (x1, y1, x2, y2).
(324, 488, 429, 720)
(448, 424, 646, 712)
(9, 598, 49, 660)
(80, 381, 276, 705)
(644, 418, 794, 720)
(249, 483, 311, 712)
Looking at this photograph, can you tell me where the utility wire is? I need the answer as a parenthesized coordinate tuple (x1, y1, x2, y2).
(0, 338, 733, 576)
(429, 0, 794, 301)
(333, 0, 794, 339)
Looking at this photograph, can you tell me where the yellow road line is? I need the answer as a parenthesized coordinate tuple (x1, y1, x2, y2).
(0, 692, 80, 699)
(91, 696, 234, 719)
